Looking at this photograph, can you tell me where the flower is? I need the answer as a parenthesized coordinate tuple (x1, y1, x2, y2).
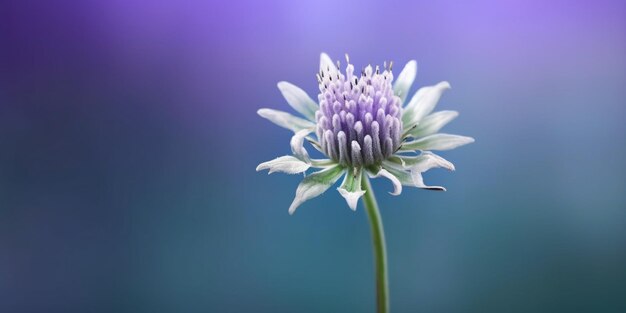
(257, 53, 474, 214)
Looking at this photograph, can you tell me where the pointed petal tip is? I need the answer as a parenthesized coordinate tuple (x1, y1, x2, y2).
(439, 81, 452, 89)
(286, 165, 345, 216)
(337, 187, 365, 210)
(257, 108, 268, 116)
(459, 135, 476, 146)
(388, 188, 402, 196)
(288, 201, 299, 215)
(371, 168, 402, 196)
(276, 81, 295, 94)
(320, 52, 332, 61)
(457, 135, 475, 146)
(276, 81, 288, 89)
(255, 162, 272, 173)
(256, 155, 311, 175)
(320, 53, 338, 72)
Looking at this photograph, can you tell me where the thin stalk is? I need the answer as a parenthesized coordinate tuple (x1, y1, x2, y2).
(361, 176, 389, 313)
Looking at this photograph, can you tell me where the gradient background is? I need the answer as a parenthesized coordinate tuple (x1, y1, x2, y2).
(1, 0, 625, 312)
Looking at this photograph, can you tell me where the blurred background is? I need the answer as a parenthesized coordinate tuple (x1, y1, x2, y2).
(1, 0, 625, 312)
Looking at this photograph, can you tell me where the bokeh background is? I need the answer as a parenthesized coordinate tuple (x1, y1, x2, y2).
(1, 0, 625, 312)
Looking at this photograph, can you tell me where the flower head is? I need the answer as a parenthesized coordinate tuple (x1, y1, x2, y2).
(257, 53, 474, 214)
(315, 55, 402, 167)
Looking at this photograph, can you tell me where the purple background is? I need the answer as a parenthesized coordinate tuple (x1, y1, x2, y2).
(1, 0, 625, 312)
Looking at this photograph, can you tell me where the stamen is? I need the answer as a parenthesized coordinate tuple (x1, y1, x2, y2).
(351, 141, 363, 166)
(314, 56, 402, 166)
(363, 135, 374, 165)
(337, 131, 349, 165)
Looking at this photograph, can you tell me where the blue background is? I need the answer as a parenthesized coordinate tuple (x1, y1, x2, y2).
(1, 0, 625, 312)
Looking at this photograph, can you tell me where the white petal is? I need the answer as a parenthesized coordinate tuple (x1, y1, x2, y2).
(396, 151, 455, 171)
(412, 151, 455, 172)
(256, 156, 310, 174)
(405, 110, 459, 138)
(383, 159, 446, 191)
(380, 163, 414, 186)
(368, 168, 402, 196)
(401, 133, 475, 151)
(337, 168, 365, 210)
(320, 52, 338, 77)
(291, 129, 312, 162)
(257, 108, 315, 133)
(393, 60, 417, 104)
(410, 171, 446, 191)
(405, 152, 454, 191)
(289, 165, 345, 214)
(402, 81, 451, 128)
(277, 81, 318, 121)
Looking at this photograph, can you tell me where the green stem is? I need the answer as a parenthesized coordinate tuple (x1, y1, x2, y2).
(362, 176, 389, 313)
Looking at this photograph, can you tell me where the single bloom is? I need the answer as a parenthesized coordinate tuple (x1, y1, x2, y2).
(257, 53, 474, 214)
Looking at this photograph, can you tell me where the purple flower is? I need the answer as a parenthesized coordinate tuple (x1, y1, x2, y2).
(257, 53, 474, 214)
(315, 55, 402, 167)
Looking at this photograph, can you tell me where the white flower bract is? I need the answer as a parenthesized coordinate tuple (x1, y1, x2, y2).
(257, 53, 474, 214)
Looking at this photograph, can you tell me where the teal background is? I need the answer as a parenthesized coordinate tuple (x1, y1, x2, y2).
(1, 0, 625, 312)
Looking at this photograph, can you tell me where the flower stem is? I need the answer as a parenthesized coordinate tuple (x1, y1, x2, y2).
(361, 177, 389, 313)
